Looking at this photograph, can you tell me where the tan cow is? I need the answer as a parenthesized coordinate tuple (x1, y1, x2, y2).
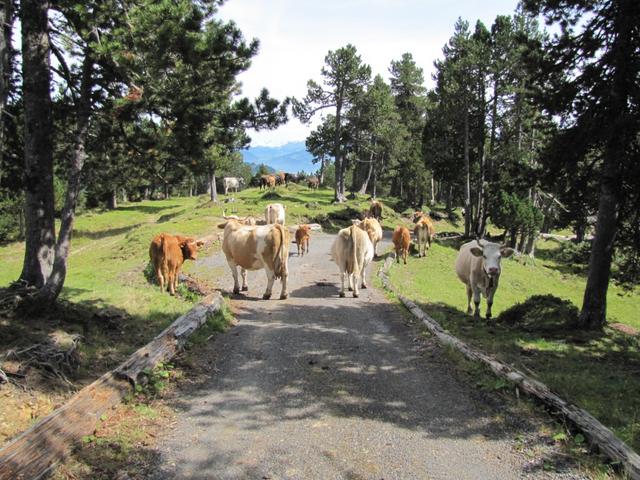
(354, 217, 383, 258)
(392, 226, 411, 264)
(275, 172, 285, 186)
(331, 225, 374, 298)
(149, 233, 203, 295)
(368, 200, 383, 220)
(455, 239, 514, 319)
(307, 176, 320, 189)
(295, 224, 311, 256)
(265, 203, 286, 225)
(218, 220, 291, 299)
(222, 210, 256, 226)
(413, 215, 435, 257)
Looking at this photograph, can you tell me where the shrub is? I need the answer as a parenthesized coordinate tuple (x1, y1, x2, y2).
(497, 294, 579, 333)
(556, 241, 592, 266)
(0, 192, 24, 242)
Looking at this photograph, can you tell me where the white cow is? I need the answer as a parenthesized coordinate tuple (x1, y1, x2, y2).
(353, 217, 383, 258)
(265, 203, 286, 225)
(223, 177, 245, 195)
(218, 219, 290, 299)
(331, 225, 374, 298)
(455, 239, 514, 319)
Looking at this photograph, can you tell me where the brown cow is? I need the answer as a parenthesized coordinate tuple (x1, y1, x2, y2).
(392, 226, 411, 264)
(275, 172, 285, 186)
(307, 176, 320, 189)
(295, 224, 311, 256)
(149, 233, 203, 295)
(368, 200, 383, 220)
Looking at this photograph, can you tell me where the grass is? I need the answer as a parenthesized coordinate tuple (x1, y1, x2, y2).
(386, 237, 640, 453)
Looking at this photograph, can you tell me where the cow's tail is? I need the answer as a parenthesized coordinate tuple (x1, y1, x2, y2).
(346, 225, 359, 275)
(273, 224, 288, 279)
(159, 234, 171, 278)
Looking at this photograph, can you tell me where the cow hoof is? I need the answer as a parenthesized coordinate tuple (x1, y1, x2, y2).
(361, 284, 367, 289)
(353, 292, 359, 298)
(280, 293, 288, 300)
(339, 292, 346, 298)
(348, 287, 353, 291)
(262, 293, 272, 300)
(233, 287, 240, 294)
(241, 286, 248, 292)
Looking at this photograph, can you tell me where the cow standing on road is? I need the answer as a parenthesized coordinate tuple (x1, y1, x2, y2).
(354, 217, 383, 258)
(455, 239, 514, 319)
(295, 224, 311, 256)
(265, 203, 286, 225)
(331, 225, 374, 298)
(218, 220, 291, 300)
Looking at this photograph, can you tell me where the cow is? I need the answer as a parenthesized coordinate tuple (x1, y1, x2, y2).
(413, 215, 436, 257)
(353, 217, 383, 258)
(455, 239, 514, 319)
(218, 220, 291, 299)
(149, 233, 203, 295)
(285, 173, 300, 185)
(295, 224, 311, 256)
(331, 224, 374, 298)
(265, 203, 286, 225)
(223, 176, 245, 195)
(392, 226, 411, 264)
(275, 172, 286, 186)
(307, 176, 320, 189)
(368, 200, 383, 220)
(222, 210, 256, 226)
(259, 174, 276, 190)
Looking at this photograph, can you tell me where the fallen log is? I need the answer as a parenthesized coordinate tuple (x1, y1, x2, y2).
(0, 292, 224, 480)
(378, 257, 640, 480)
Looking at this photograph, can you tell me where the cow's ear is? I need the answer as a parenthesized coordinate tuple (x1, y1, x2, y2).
(351, 219, 361, 225)
(500, 247, 515, 258)
(217, 222, 227, 229)
(283, 205, 287, 210)
(196, 240, 205, 247)
(470, 246, 483, 257)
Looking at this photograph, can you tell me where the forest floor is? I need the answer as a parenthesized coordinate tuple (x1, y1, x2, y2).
(0, 185, 637, 478)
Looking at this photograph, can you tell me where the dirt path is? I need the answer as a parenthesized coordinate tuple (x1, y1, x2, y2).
(153, 232, 581, 479)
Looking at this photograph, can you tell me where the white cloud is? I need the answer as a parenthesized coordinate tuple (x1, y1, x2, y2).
(219, 0, 520, 146)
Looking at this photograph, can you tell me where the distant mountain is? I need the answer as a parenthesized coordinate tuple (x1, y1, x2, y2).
(240, 141, 316, 174)
(245, 162, 275, 175)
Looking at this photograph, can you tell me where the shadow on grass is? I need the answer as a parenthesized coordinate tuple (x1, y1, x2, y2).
(413, 298, 640, 452)
(73, 224, 144, 240)
(117, 204, 177, 214)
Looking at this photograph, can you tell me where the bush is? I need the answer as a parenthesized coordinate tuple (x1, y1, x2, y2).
(0, 192, 23, 242)
(497, 294, 579, 334)
(556, 241, 592, 266)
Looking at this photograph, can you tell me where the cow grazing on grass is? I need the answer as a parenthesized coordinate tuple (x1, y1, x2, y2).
(223, 177, 245, 195)
(149, 233, 203, 295)
(413, 214, 435, 257)
(455, 239, 514, 319)
(307, 176, 320, 189)
(218, 220, 291, 299)
(392, 226, 411, 264)
(353, 217, 383, 258)
(295, 224, 311, 256)
(265, 203, 286, 225)
(368, 200, 383, 220)
(331, 225, 374, 298)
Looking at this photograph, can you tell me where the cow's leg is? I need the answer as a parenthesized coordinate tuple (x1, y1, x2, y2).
(156, 267, 165, 293)
(403, 248, 408, 264)
(466, 284, 473, 315)
(263, 269, 275, 300)
(472, 286, 482, 318)
(352, 273, 360, 298)
(486, 287, 495, 319)
(279, 270, 289, 300)
(168, 269, 176, 296)
(227, 259, 241, 294)
(241, 268, 248, 291)
(339, 270, 346, 298)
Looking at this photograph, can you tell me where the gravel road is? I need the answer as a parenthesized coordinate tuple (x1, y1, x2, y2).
(153, 231, 582, 480)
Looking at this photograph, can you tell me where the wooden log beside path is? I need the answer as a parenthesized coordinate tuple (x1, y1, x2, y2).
(0, 293, 223, 480)
(378, 256, 640, 480)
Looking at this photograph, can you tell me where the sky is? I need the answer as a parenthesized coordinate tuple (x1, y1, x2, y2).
(218, 0, 521, 147)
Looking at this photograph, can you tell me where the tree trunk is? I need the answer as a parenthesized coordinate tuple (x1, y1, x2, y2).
(19, 0, 55, 288)
(120, 188, 127, 203)
(372, 165, 377, 199)
(208, 168, 218, 203)
(108, 189, 117, 210)
(333, 94, 346, 202)
(164, 182, 169, 199)
(319, 156, 326, 185)
(0, 0, 13, 187)
(36, 51, 93, 303)
(463, 108, 471, 238)
(430, 177, 435, 205)
(357, 152, 374, 195)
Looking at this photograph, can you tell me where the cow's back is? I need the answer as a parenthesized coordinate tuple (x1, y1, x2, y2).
(149, 234, 164, 268)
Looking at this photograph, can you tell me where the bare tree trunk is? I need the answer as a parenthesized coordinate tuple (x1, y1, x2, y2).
(0, 0, 13, 187)
(430, 177, 435, 205)
(108, 189, 117, 209)
(19, 0, 55, 288)
(357, 152, 374, 195)
(120, 188, 127, 203)
(463, 109, 471, 238)
(37, 51, 93, 303)
(333, 94, 346, 202)
(208, 168, 218, 203)
(319, 156, 326, 185)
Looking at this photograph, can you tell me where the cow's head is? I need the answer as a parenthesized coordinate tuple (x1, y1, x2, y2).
(469, 240, 514, 277)
(179, 237, 204, 260)
(297, 224, 311, 234)
(412, 211, 424, 223)
(239, 178, 246, 186)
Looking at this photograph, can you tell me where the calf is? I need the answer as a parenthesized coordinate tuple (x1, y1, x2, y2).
(331, 225, 374, 298)
(265, 202, 286, 225)
(354, 217, 383, 258)
(149, 233, 203, 295)
(295, 224, 311, 256)
(455, 239, 514, 319)
(218, 220, 290, 299)
(392, 226, 411, 264)
(413, 215, 435, 257)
